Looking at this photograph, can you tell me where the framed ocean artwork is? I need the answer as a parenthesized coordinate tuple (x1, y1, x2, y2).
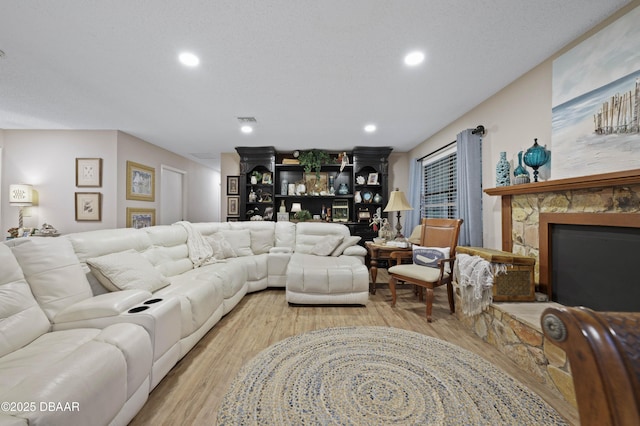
(552, 6, 640, 179)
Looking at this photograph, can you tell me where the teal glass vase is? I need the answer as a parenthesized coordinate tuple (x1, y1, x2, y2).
(523, 138, 550, 182)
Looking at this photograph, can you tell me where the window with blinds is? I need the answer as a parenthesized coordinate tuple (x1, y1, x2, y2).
(421, 144, 457, 219)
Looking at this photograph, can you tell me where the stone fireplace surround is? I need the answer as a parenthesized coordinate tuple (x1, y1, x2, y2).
(456, 169, 640, 408)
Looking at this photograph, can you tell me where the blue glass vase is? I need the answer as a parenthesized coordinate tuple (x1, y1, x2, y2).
(513, 151, 529, 177)
(523, 138, 550, 182)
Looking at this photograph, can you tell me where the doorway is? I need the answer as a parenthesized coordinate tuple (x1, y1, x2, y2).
(160, 165, 186, 225)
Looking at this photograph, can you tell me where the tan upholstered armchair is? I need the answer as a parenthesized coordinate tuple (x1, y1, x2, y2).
(388, 218, 463, 322)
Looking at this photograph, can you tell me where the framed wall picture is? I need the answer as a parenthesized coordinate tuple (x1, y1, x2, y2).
(126, 207, 156, 229)
(262, 172, 272, 184)
(75, 192, 102, 221)
(126, 161, 155, 201)
(227, 175, 239, 195)
(367, 172, 379, 185)
(76, 158, 103, 187)
(227, 196, 240, 216)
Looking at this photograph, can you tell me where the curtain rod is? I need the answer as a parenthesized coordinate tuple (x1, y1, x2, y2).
(416, 125, 485, 161)
(417, 140, 456, 162)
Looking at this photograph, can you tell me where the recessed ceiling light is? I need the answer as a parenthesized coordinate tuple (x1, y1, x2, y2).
(178, 52, 200, 67)
(240, 125, 254, 134)
(364, 124, 377, 133)
(404, 51, 425, 66)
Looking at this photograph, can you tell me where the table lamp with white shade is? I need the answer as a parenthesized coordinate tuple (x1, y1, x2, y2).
(9, 184, 33, 229)
(383, 188, 413, 239)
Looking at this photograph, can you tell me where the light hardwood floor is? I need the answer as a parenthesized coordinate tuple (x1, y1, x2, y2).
(130, 279, 579, 425)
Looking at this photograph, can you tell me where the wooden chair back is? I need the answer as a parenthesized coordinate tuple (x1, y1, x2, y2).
(419, 218, 463, 253)
(541, 306, 640, 426)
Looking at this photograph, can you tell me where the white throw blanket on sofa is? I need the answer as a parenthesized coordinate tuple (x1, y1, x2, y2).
(454, 253, 504, 316)
(174, 221, 214, 267)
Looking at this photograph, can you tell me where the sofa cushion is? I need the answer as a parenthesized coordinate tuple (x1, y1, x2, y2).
(331, 235, 361, 256)
(87, 249, 170, 292)
(294, 222, 351, 254)
(0, 324, 152, 426)
(310, 235, 344, 256)
(0, 244, 50, 358)
(155, 275, 224, 338)
(205, 233, 237, 260)
(250, 228, 274, 254)
(11, 238, 93, 321)
(220, 229, 253, 257)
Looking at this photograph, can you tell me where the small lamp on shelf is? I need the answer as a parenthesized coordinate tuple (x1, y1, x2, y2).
(9, 184, 33, 229)
(290, 202, 302, 220)
(383, 188, 413, 239)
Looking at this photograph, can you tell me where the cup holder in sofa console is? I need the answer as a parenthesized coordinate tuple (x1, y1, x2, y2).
(128, 306, 150, 314)
(144, 298, 163, 305)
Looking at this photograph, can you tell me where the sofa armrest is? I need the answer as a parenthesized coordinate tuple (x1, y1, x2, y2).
(54, 289, 151, 323)
(342, 245, 367, 257)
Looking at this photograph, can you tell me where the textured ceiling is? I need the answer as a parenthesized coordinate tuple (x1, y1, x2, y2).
(0, 0, 631, 169)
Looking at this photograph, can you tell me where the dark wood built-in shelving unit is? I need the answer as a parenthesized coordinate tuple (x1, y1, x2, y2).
(235, 146, 392, 244)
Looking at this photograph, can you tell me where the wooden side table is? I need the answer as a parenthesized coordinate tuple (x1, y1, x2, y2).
(365, 242, 412, 294)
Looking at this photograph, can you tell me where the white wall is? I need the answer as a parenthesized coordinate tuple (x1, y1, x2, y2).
(1, 130, 118, 234)
(0, 129, 219, 236)
(116, 131, 219, 227)
(406, 2, 640, 250)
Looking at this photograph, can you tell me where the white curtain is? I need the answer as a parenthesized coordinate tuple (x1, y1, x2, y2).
(404, 158, 422, 233)
(456, 130, 483, 247)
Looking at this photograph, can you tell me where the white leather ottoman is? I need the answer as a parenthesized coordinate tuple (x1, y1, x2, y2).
(285, 253, 369, 305)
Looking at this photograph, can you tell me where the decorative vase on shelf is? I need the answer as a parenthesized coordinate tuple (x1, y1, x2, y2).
(354, 191, 362, 203)
(250, 176, 258, 185)
(523, 138, 550, 182)
(337, 183, 349, 195)
(513, 151, 530, 184)
(513, 151, 529, 177)
(279, 200, 287, 213)
(281, 179, 288, 196)
(373, 193, 383, 204)
(328, 175, 335, 195)
(495, 151, 511, 187)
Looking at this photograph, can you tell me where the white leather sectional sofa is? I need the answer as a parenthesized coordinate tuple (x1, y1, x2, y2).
(0, 221, 367, 425)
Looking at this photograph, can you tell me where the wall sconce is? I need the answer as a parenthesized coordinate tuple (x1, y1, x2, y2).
(9, 184, 33, 229)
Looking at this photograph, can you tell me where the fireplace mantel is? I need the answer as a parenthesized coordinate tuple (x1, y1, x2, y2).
(485, 168, 640, 196)
(484, 169, 640, 252)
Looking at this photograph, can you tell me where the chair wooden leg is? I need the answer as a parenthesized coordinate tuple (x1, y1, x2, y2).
(389, 276, 397, 307)
(415, 286, 424, 301)
(425, 287, 434, 322)
(446, 282, 455, 314)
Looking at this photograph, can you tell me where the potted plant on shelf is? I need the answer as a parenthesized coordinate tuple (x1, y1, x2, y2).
(298, 149, 331, 179)
(293, 209, 312, 222)
(250, 171, 263, 185)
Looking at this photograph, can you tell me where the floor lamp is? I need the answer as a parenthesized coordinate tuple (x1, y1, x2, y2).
(383, 188, 413, 239)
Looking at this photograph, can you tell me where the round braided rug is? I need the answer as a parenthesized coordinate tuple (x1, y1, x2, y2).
(217, 326, 567, 425)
